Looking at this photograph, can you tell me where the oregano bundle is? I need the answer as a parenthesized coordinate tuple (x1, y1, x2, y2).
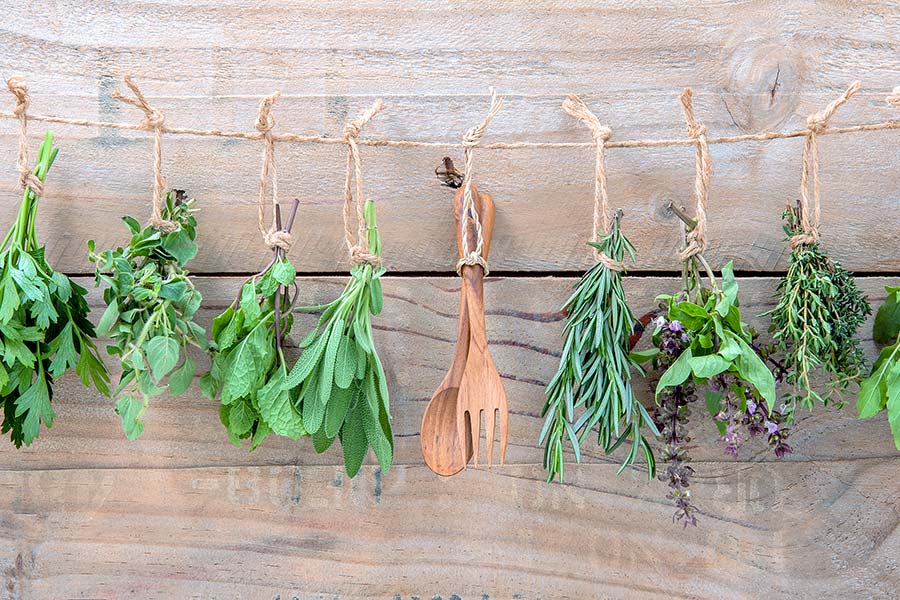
(541, 216, 658, 483)
(766, 205, 870, 417)
(285, 200, 392, 478)
(1, 132, 109, 446)
(88, 191, 208, 439)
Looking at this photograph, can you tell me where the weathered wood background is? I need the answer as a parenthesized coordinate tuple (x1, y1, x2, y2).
(2, 2, 900, 599)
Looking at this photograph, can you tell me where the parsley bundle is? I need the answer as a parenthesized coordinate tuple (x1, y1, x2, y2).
(1, 132, 109, 446)
(541, 215, 658, 482)
(767, 205, 870, 417)
(857, 286, 900, 447)
(88, 191, 208, 439)
(285, 200, 392, 478)
(202, 201, 302, 450)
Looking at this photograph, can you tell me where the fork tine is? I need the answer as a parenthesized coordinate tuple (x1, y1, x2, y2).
(484, 406, 496, 468)
(498, 400, 509, 465)
(469, 409, 481, 468)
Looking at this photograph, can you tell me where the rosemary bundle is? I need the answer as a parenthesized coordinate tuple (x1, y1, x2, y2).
(857, 286, 900, 447)
(202, 204, 301, 450)
(285, 200, 392, 478)
(88, 192, 208, 439)
(767, 206, 870, 418)
(1, 132, 109, 446)
(541, 216, 658, 482)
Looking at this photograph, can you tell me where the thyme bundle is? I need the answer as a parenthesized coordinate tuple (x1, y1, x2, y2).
(767, 205, 870, 418)
(0, 132, 109, 446)
(88, 191, 208, 439)
(541, 215, 658, 482)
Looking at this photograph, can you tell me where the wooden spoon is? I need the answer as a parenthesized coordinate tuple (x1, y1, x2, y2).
(421, 185, 494, 476)
(456, 190, 506, 468)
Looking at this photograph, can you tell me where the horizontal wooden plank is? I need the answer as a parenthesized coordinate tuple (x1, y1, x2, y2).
(3, 460, 899, 599)
(1, 276, 896, 473)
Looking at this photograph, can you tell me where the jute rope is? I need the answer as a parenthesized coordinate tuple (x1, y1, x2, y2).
(457, 89, 504, 275)
(255, 91, 292, 251)
(789, 81, 861, 249)
(342, 100, 385, 267)
(678, 88, 711, 261)
(561, 94, 623, 271)
(5, 78, 44, 199)
(111, 75, 177, 232)
(887, 87, 900, 107)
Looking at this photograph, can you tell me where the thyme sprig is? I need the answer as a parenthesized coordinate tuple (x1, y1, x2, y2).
(541, 215, 659, 483)
(766, 205, 870, 417)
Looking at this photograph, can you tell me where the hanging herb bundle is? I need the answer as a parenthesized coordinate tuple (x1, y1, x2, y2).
(201, 201, 302, 450)
(88, 191, 208, 439)
(857, 286, 900, 447)
(285, 200, 392, 478)
(541, 214, 658, 482)
(0, 132, 110, 446)
(765, 204, 870, 418)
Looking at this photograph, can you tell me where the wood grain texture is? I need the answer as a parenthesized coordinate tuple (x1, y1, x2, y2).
(0, 1, 898, 273)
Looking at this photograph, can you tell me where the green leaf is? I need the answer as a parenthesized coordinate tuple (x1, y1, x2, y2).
(258, 368, 304, 439)
(324, 383, 353, 438)
(690, 353, 731, 379)
(145, 336, 180, 382)
(629, 348, 658, 364)
(96, 299, 119, 337)
(735, 338, 776, 404)
(886, 361, 900, 450)
(228, 400, 255, 437)
(162, 228, 198, 265)
(334, 335, 357, 389)
(362, 401, 392, 472)
(250, 419, 271, 451)
(302, 383, 326, 434)
(122, 215, 142, 235)
(318, 320, 345, 405)
(858, 352, 893, 418)
(272, 260, 296, 286)
(717, 261, 739, 316)
(159, 280, 187, 301)
(47, 323, 78, 378)
(240, 280, 261, 323)
(221, 320, 270, 405)
(285, 330, 328, 389)
(115, 395, 146, 440)
(167, 358, 196, 397)
(874, 289, 900, 345)
(313, 424, 336, 453)
(369, 277, 383, 315)
(668, 302, 709, 330)
(14, 372, 53, 445)
(0, 276, 21, 323)
(656, 348, 692, 398)
(341, 403, 369, 478)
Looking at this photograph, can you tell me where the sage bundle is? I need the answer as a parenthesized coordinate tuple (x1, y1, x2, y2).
(1, 131, 109, 446)
(88, 192, 208, 439)
(857, 286, 900, 447)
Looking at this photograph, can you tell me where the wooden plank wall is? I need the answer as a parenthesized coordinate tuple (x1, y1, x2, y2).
(1, 2, 899, 598)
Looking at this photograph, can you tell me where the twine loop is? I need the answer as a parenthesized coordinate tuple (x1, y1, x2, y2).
(678, 88, 711, 261)
(343, 100, 385, 267)
(6, 78, 45, 198)
(458, 89, 504, 276)
(255, 91, 291, 251)
(790, 81, 860, 249)
(561, 94, 623, 271)
(112, 74, 177, 232)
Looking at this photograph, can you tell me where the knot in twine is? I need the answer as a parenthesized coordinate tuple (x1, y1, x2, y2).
(343, 100, 385, 267)
(561, 93, 623, 272)
(886, 87, 900, 108)
(255, 91, 292, 251)
(6, 78, 45, 197)
(678, 88, 711, 261)
(112, 74, 177, 232)
(457, 89, 504, 276)
(790, 81, 860, 249)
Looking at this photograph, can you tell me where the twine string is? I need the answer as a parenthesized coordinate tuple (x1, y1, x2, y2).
(790, 81, 861, 249)
(255, 91, 291, 251)
(342, 100, 385, 267)
(457, 89, 504, 275)
(561, 94, 623, 272)
(678, 88, 712, 261)
(111, 75, 177, 232)
(6, 78, 44, 198)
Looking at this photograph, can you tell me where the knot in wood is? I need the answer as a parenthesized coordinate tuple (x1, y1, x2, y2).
(350, 245, 381, 268)
(264, 228, 293, 252)
(887, 87, 900, 108)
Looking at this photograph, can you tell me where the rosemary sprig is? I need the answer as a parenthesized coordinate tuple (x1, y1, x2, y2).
(541, 216, 659, 483)
(766, 205, 871, 417)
